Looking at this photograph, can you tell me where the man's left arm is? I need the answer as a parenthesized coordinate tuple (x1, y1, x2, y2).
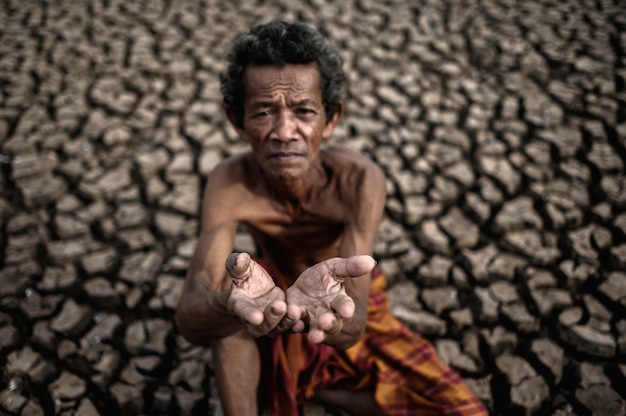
(284, 157, 387, 348)
(323, 161, 387, 349)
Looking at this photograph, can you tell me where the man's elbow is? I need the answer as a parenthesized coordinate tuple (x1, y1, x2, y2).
(174, 305, 205, 345)
(328, 323, 366, 350)
(332, 337, 359, 351)
(174, 308, 191, 341)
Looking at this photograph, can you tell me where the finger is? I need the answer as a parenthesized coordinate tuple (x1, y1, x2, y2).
(275, 304, 302, 333)
(291, 320, 305, 333)
(286, 304, 303, 322)
(226, 252, 252, 284)
(262, 300, 287, 329)
(244, 301, 284, 338)
(329, 255, 376, 279)
(330, 295, 355, 319)
(317, 312, 343, 335)
(238, 304, 264, 326)
(308, 327, 325, 344)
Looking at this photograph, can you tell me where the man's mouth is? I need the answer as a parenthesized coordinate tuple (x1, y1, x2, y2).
(267, 151, 304, 161)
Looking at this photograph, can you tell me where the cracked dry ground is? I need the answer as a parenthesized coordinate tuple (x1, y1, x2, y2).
(1, 0, 625, 415)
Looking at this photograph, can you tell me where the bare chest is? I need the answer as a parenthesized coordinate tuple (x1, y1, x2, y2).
(247, 200, 346, 249)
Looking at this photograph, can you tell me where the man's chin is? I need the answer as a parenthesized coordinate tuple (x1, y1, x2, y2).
(264, 168, 306, 184)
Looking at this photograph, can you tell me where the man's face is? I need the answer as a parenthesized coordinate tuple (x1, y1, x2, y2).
(234, 63, 340, 183)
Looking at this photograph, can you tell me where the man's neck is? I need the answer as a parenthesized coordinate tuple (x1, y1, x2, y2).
(263, 162, 327, 210)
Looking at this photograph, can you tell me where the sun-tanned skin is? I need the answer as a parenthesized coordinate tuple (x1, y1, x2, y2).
(174, 62, 387, 416)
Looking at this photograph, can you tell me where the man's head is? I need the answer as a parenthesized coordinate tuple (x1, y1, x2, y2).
(220, 20, 346, 128)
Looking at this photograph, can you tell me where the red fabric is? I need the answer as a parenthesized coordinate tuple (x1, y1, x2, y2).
(257, 264, 488, 416)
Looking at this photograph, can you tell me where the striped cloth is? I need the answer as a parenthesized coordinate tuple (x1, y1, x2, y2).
(256, 264, 488, 416)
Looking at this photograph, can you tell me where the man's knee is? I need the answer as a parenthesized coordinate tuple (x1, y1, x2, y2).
(211, 330, 261, 383)
(212, 332, 261, 415)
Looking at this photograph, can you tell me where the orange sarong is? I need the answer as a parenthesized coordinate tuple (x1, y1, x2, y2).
(256, 265, 488, 416)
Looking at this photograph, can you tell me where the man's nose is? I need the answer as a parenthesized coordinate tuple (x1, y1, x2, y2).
(272, 111, 297, 142)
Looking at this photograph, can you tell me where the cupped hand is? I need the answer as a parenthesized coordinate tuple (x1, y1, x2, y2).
(226, 253, 300, 337)
(286, 255, 376, 344)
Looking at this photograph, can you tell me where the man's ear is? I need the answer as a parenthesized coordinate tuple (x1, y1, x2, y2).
(225, 107, 248, 142)
(322, 102, 344, 140)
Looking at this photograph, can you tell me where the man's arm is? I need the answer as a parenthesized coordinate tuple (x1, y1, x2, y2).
(174, 159, 289, 344)
(327, 158, 386, 348)
(174, 161, 243, 344)
(286, 154, 387, 349)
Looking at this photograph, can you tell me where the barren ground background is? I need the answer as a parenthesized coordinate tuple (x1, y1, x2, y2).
(1, 0, 625, 415)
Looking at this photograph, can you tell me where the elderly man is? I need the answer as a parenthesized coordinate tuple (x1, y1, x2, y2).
(175, 20, 487, 416)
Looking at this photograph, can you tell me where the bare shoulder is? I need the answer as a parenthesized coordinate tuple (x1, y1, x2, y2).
(322, 145, 386, 199)
(207, 151, 254, 186)
(322, 144, 385, 179)
(322, 145, 386, 249)
(201, 152, 262, 218)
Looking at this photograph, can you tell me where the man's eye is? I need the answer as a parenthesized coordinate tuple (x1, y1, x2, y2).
(255, 111, 271, 117)
(297, 108, 315, 115)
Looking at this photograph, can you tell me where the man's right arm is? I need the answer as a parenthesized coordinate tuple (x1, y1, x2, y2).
(174, 161, 243, 344)
(174, 158, 293, 344)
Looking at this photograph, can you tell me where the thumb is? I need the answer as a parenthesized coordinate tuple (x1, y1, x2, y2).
(226, 252, 253, 285)
(331, 255, 376, 279)
(330, 294, 355, 319)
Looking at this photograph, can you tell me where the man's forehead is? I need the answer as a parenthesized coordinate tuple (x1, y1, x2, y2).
(243, 62, 322, 91)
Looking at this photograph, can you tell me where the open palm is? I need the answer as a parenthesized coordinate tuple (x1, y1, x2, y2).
(286, 255, 375, 343)
(226, 252, 287, 337)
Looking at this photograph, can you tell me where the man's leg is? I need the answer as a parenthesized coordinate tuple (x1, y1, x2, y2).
(212, 330, 260, 416)
(313, 390, 385, 416)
